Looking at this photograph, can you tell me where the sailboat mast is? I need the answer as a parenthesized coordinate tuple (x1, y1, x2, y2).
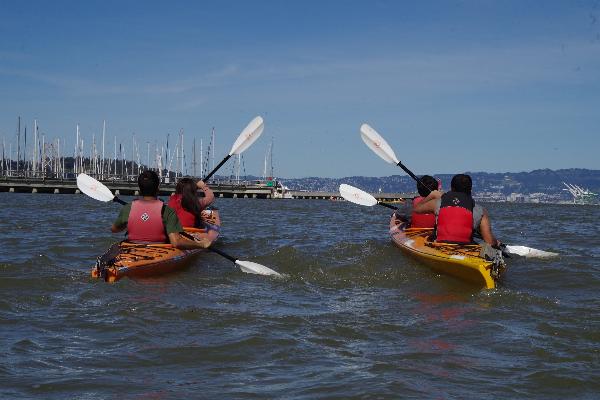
(81, 138, 85, 174)
(113, 136, 117, 177)
(175, 139, 179, 178)
(62, 138, 65, 179)
(211, 127, 215, 173)
(166, 133, 170, 179)
(33, 119, 37, 176)
(16, 116, 20, 175)
(270, 137, 274, 178)
(192, 137, 196, 177)
(131, 133, 135, 180)
(102, 120, 106, 179)
(181, 129, 184, 176)
(92, 133, 96, 176)
(121, 144, 125, 177)
(263, 146, 267, 180)
(75, 124, 79, 175)
(42, 133, 46, 178)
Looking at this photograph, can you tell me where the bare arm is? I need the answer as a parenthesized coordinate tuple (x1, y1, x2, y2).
(479, 210, 500, 247)
(413, 190, 442, 214)
(196, 180, 215, 209)
(168, 232, 212, 249)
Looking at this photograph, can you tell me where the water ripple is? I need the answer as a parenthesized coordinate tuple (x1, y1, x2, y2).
(1, 194, 599, 399)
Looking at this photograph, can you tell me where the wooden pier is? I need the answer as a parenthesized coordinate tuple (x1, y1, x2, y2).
(0, 177, 411, 202)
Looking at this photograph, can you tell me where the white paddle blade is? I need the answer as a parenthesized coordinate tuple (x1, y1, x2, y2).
(236, 260, 282, 277)
(339, 184, 378, 207)
(505, 245, 558, 258)
(229, 116, 265, 155)
(360, 123, 400, 165)
(77, 173, 115, 202)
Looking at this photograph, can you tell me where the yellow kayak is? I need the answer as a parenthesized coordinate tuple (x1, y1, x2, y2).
(389, 214, 506, 289)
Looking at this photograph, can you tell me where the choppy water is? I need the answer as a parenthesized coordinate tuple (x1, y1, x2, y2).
(1, 193, 599, 399)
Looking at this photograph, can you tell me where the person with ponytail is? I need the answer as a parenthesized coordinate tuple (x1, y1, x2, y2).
(168, 177, 215, 228)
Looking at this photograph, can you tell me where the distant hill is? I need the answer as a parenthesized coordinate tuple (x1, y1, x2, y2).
(275, 169, 600, 198)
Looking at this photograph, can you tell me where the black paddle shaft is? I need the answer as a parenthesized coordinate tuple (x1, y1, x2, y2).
(208, 246, 237, 263)
(378, 202, 398, 210)
(202, 154, 232, 182)
(397, 161, 432, 195)
(179, 232, 238, 263)
(113, 197, 128, 205)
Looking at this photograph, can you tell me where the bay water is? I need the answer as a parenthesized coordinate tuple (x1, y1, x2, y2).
(1, 193, 599, 399)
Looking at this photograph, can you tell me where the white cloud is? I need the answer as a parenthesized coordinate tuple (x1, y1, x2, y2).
(1, 39, 597, 103)
(0, 64, 240, 96)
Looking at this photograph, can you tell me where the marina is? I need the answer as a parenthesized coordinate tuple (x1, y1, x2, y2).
(0, 116, 408, 201)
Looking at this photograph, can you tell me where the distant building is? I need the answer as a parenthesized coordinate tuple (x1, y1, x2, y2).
(507, 193, 526, 203)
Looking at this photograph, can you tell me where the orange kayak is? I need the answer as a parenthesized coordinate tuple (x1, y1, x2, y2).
(389, 213, 506, 289)
(92, 209, 221, 282)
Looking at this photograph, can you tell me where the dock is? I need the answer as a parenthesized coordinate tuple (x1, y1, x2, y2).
(0, 177, 411, 202)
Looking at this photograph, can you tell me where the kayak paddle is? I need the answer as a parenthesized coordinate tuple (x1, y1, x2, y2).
(208, 247, 282, 276)
(339, 182, 558, 259)
(498, 245, 558, 258)
(339, 183, 400, 210)
(360, 123, 429, 193)
(202, 115, 265, 182)
(77, 172, 127, 205)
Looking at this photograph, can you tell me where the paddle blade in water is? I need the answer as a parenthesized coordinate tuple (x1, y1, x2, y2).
(504, 245, 558, 258)
(339, 184, 378, 206)
(229, 116, 265, 155)
(360, 123, 400, 165)
(236, 260, 282, 277)
(77, 173, 115, 202)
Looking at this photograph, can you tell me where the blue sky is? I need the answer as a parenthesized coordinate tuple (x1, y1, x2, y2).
(1, 0, 599, 178)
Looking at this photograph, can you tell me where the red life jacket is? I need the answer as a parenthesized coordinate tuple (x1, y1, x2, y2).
(127, 199, 167, 243)
(436, 191, 474, 243)
(167, 194, 197, 227)
(411, 197, 436, 228)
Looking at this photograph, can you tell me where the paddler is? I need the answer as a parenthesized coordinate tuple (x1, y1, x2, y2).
(413, 173, 501, 247)
(111, 171, 211, 249)
(168, 177, 215, 226)
(168, 177, 218, 241)
(409, 175, 439, 228)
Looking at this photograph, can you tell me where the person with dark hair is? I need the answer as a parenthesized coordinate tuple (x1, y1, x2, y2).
(410, 175, 439, 228)
(167, 177, 215, 228)
(413, 173, 500, 246)
(111, 171, 211, 249)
